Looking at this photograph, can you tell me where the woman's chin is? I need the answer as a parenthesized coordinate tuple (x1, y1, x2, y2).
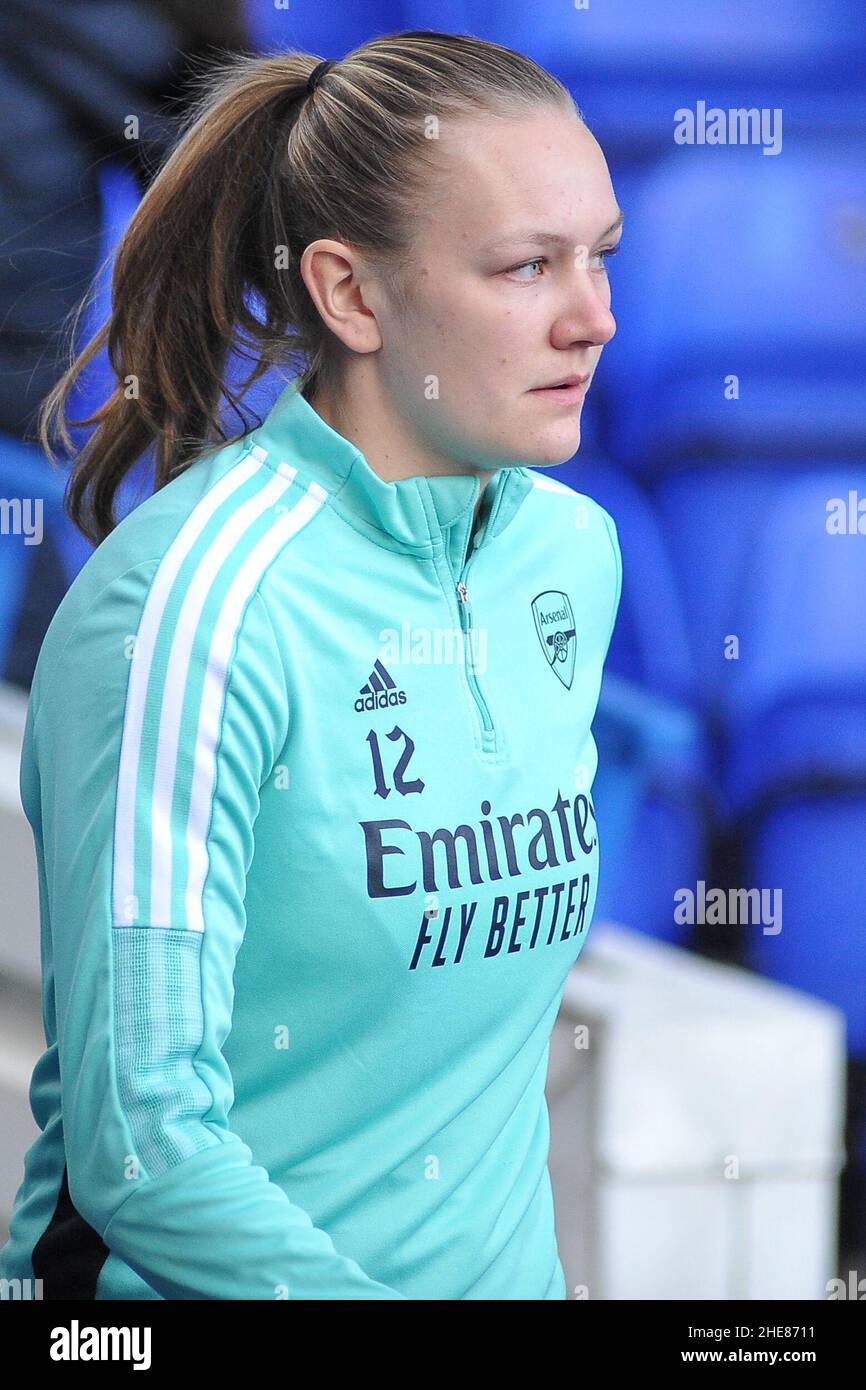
(528, 426, 583, 468)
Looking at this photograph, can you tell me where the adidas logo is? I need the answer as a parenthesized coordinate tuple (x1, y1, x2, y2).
(354, 659, 408, 713)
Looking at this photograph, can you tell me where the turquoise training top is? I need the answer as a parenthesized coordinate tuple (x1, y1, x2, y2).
(0, 377, 621, 1300)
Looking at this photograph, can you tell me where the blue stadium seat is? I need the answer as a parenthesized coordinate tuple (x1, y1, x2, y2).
(592, 672, 714, 945)
(425, 0, 866, 158)
(746, 795, 866, 1055)
(556, 455, 717, 945)
(598, 141, 866, 470)
(715, 465, 866, 1053)
(722, 467, 866, 816)
(438, 0, 864, 80)
(651, 467, 790, 724)
(560, 456, 697, 707)
(550, 458, 717, 941)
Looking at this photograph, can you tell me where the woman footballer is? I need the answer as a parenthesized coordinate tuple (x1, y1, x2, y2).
(0, 30, 623, 1300)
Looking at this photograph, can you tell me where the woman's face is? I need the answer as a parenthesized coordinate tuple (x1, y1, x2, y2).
(375, 105, 621, 471)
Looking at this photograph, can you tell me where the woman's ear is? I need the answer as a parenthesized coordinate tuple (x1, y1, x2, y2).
(300, 239, 384, 357)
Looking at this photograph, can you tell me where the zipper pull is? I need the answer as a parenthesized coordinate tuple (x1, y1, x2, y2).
(456, 580, 470, 604)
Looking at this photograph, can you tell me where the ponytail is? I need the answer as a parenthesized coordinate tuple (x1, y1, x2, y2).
(38, 35, 573, 546)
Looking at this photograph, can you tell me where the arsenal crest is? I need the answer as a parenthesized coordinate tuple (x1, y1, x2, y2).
(531, 590, 576, 689)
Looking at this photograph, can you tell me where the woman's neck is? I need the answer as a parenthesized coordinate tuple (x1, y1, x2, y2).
(307, 377, 494, 533)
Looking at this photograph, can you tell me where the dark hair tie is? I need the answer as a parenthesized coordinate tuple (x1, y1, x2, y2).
(306, 58, 336, 96)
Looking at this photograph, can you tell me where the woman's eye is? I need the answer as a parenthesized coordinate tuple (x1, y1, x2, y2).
(593, 243, 622, 269)
(507, 243, 623, 282)
(508, 257, 546, 281)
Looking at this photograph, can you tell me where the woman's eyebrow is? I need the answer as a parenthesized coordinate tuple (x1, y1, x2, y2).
(481, 209, 624, 252)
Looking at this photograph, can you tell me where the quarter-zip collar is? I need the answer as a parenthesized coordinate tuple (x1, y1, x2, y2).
(249, 375, 534, 565)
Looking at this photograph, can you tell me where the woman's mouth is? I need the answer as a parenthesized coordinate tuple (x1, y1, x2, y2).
(528, 379, 587, 404)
